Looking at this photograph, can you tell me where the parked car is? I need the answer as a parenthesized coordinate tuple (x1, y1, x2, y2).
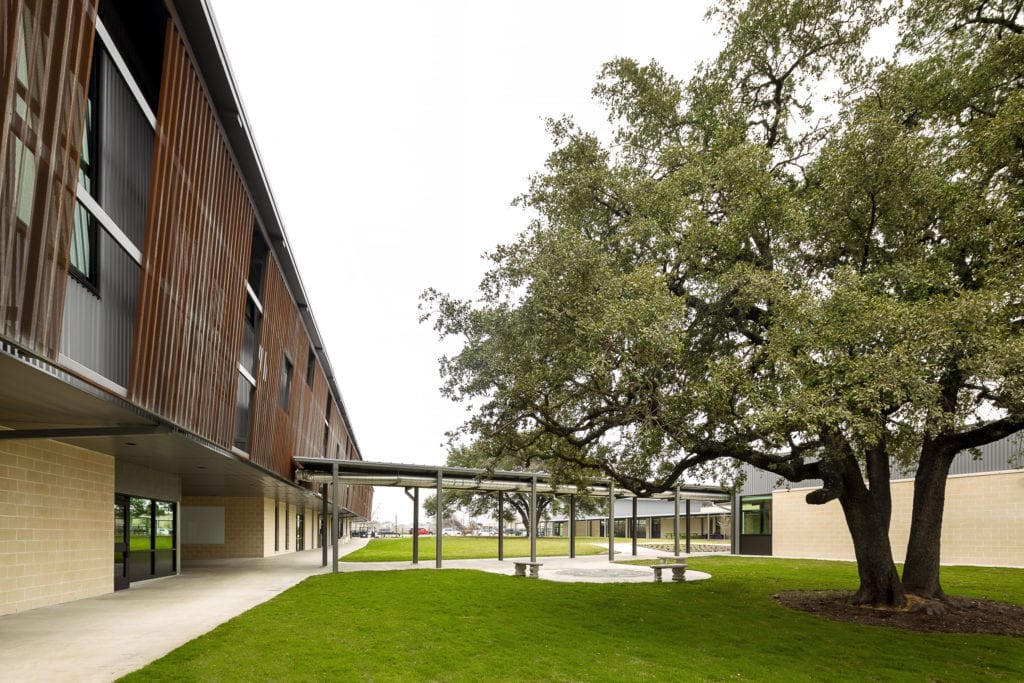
(442, 528, 455, 536)
(416, 528, 431, 535)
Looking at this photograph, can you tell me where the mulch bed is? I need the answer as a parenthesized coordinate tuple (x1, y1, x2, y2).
(773, 590, 1024, 636)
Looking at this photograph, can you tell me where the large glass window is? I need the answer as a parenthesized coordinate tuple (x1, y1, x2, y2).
(742, 496, 772, 535)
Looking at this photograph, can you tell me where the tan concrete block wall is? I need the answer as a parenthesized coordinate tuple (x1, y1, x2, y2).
(0, 439, 113, 616)
(772, 470, 1024, 567)
(263, 498, 277, 555)
(304, 506, 317, 549)
(180, 496, 264, 560)
(940, 471, 1024, 566)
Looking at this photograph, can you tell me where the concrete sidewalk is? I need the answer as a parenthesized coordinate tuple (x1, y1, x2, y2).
(0, 543, 367, 683)
(0, 539, 709, 682)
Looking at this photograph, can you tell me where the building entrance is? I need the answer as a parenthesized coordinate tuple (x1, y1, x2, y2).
(114, 495, 178, 585)
(114, 495, 129, 590)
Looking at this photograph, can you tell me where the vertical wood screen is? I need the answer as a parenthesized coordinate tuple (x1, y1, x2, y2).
(0, 0, 96, 359)
(130, 22, 251, 447)
(249, 258, 322, 477)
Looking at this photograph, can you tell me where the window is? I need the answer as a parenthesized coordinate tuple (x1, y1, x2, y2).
(742, 496, 772, 535)
(69, 69, 99, 290)
(279, 355, 293, 411)
(305, 346, 315, 387)
(235, 228, 264, 452)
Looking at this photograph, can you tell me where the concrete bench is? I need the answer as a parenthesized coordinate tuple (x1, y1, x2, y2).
(651, 562, 687, 583)
(513, 561, 543, 578)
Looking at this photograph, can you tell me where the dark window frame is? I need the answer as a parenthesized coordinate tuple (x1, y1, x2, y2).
(305, 346, 315, 388)
(69, 47, 102, 294)
(279, 354, 294, 412)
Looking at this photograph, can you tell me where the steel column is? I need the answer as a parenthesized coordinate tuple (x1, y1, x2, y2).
(498, 490, 504, 561)
(673, 487, 681, 557)
(409, 487, 420, 564)
(685, 498, 692, 554)
(332, 462, 339, 573)
(631, 497, 638, 557)
(435, 469, 443, 568)
(529, 476, 537, 563)
(321, 483, 328, 567)
(607, 482, 615, 562)
(569, 494, 576, 559)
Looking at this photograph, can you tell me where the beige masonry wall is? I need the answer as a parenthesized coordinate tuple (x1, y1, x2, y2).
(0, 439, 113, 616)
(181, 496, 265, 560)
(772, 470, 1024, 566)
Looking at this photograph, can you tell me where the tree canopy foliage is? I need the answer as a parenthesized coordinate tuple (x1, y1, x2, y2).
(423, 0, 1023, 606)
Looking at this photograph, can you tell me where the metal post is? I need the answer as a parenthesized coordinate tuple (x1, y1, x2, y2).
(569, 494, 576, 559)
(435, 469, 443, 568)
(607, 481, 615, 562)
(631, 496, 638, 557)
(331, 462, 339, 573)
(673, 487, 680, 557)
(321, 483, 328, 567)
(409, 487, 420, 564)
(529, 476, 537, 563)
(732, 492, 740, 555)
(497, 490, 504, 561)
(685, 498, 692, 554)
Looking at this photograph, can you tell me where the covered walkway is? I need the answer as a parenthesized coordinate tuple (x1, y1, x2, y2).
(294, 457, 730, 569)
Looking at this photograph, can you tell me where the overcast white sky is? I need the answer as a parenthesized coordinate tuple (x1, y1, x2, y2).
(208, 0, 722, 525)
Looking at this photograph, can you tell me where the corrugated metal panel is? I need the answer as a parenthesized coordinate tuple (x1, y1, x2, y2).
(97, 47, 153, 248)
(0, 0, 96, 359)
(130, 22, 251, 448)
(949, 434, 1023, 476)
(59, 44, 152, 388)
(60, 230, 138, 385)
(739, 433, 1023, 496)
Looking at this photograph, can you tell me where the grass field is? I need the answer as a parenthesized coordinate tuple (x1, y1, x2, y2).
(342, 536, 607, 562)
(121, 556, 1024, 682)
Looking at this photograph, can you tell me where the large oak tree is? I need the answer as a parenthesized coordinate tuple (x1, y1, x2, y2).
(423, 0, 1023, 607)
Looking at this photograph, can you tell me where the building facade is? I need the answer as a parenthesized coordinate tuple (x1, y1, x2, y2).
(735, 435, 1023, 566)
(1, 0, 371, 615)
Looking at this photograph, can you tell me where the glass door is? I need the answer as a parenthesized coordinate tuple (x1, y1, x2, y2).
(114, 495, 129, 590)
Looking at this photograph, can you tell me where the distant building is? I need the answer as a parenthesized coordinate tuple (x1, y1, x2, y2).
(545, 498, 731, 543)
(1, 0, 371, 615)
(735, 436, 1023, 565)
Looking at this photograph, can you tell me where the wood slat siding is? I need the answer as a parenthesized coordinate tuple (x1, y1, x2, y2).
(129, 22, 251, 447)
(0, 0, 96, 359)
(249, 258, 307, 476)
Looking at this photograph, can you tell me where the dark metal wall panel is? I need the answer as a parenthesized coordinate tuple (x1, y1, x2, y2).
(97, 48, 153, 247)
(60, 230, 138, 385)
(949, 434, 1023, 477)
(59, 45, 152, 388)
(130, 22, 251, 448)
(740, 433, 1023, 496)
(0, 0, 96, 359)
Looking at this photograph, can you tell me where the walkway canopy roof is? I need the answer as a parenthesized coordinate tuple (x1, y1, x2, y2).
(293, 457, 730, 501)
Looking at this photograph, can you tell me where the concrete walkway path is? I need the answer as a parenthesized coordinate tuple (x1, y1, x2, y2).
(0, 543, 367, 683)
(0, 539, 710, 682)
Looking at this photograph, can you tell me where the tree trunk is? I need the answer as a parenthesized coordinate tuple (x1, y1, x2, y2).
(837, 487, 906, 607)
(813, 441, 905, 607)
(901, 443, 956, 600)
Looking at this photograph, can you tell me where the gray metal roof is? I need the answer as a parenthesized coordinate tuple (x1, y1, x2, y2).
(293, 458, 731, 501)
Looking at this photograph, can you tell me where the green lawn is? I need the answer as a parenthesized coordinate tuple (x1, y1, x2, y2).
(342, 535, 607, 562)
(122, 556, 1024, 682)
